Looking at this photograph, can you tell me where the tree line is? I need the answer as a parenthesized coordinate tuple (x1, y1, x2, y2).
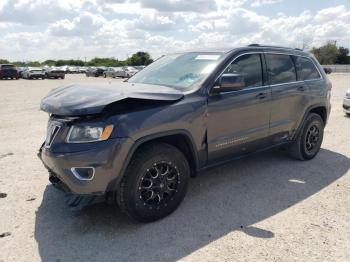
(310, 41, 350, 64)
(0, 51, 153, 67)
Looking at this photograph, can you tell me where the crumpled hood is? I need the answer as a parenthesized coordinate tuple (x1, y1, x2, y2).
(40, 82, 184, 116)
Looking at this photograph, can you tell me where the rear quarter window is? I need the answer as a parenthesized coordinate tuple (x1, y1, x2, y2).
(266, 54, 297, 85)
(294, 56, 321, 81)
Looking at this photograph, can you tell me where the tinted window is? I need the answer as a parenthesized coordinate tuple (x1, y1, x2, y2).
(1, 64, 15, 69)
(223, 54, 263, 88)
(294, 56, 321, 80)
(266, 54, 296, 85)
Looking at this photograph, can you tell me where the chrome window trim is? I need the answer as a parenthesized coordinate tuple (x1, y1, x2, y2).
(210, 50, 323, 95)
(71, 167, 95, 181)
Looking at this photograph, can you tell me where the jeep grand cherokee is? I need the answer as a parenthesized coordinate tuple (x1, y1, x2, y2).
(38, 45, 331, 222)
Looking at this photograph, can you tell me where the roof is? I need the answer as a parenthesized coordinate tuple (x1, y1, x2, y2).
(177, 44, 309, 56)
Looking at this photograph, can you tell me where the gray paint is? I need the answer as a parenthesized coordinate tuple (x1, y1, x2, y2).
(38, 46, 331, 196)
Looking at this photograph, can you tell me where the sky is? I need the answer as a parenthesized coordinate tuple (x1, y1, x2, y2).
(0, 0, 350, 61)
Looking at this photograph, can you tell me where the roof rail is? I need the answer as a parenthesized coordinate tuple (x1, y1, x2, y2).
(248, 44, 304, 51)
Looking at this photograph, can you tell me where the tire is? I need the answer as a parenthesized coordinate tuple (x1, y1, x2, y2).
(289, 113, 324, 160)
(104, 74, 107, 78)
(346, 113, 350, 117)
(116, 143, 190, 223)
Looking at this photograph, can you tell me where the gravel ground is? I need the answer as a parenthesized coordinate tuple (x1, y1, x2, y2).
(0, 74, 349, 262)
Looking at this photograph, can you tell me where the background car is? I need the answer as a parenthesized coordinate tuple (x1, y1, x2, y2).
(85, 67, 105, 77)
(103, 67, 117, 78)
(123, 66, 139, 77)
(344, 89, 350, 116)
(114, 66, 137, 78)
(17, 67, 27, 78)
(22, 67, 45, 79)
(44, 67, 65, 79)
(0, 64, 19, 79)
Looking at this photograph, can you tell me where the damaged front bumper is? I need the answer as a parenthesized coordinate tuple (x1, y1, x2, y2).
(38, 137, 132, 207)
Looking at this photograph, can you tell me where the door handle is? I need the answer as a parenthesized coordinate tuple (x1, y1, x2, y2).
(297, 86, 306, 91)
(256, 93, 266, 100)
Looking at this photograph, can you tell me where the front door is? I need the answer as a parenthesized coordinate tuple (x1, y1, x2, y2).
(207, 53, 271, 163)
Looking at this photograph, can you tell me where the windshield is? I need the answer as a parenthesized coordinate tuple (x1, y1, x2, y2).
(128, 52, 223, 91)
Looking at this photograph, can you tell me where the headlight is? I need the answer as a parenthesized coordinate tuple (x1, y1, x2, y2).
(66, 125, 114, 143)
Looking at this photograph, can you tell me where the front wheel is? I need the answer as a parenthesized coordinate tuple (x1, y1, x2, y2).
(289, 113, 324, 160)
(116, 143, 190, 223)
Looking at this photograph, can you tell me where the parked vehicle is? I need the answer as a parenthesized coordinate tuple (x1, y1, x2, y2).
(113, 66, 137, 78)
(0, 64, 19, 79)
(22, 67, 45, 79)
(45, 67, 65, 79)
(103, 67, 118, 78)
(39, 45, 331, 222)
(344, 89, 350, 116)
(78, 67, 88, 73)
(123, 66, 138, 77)
(86, 67, 105, 77)
(134, 65, 146, 71)
(17, 67, 27, 78)
(68, 66, 79, 74)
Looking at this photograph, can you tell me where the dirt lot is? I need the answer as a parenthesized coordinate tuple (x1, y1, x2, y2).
(0, 74, 349, 262)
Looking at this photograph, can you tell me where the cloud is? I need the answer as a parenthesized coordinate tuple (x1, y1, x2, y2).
(251, 0, 282, 7)
(140, 0, 218, 13)
(49, 13, 106, 37)
(0, 0, 76, 25)
(1, 1, 350, 61)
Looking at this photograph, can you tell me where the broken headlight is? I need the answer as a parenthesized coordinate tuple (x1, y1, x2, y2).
(66, 125, 114, 143)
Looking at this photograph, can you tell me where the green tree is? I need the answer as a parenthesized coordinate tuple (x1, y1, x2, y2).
(310, 41, 338, 64)
(0, 59, 10, 64)
(126, 52, 153, 66)
(335, 47, 350, 64)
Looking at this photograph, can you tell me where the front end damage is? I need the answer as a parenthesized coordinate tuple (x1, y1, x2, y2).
(38, 82, 184, 209)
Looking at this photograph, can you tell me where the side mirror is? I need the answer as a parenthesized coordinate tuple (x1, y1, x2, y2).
(212, 74, 245, 94)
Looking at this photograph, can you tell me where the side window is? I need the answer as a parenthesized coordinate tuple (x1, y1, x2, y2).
(266, 54, 297, 85)
(294, 56, 321, 81)
(223, 54, 263, 88)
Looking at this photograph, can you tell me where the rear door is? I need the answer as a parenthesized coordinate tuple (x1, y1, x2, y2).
(265, 53, 309, 143)
(207, 53, 271, 163)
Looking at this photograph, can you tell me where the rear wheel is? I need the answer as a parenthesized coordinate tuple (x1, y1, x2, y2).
(289, 113, 324, 160)
(116, 143, 190, 222)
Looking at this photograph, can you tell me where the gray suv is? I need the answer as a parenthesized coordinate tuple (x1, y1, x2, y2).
(38, 45, 331, 222)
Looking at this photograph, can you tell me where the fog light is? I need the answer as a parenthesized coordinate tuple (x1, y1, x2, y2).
(71, 167, 95, 180)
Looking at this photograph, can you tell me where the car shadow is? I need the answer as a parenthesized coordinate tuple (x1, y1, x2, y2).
(34, 148, 350, 261)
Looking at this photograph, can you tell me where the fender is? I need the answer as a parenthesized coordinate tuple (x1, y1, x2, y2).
(106, 129, 200, 192)
(292, 102, 329, 140)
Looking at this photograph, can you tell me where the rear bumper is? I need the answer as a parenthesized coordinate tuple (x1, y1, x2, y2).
(38, 137, 133, 195)
(343, 98, 350, 113)
(29, 74, 45, 78)
(47, 73, 64, 77)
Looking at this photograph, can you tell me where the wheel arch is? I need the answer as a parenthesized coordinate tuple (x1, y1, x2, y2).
(293, 103, 328, 140)
(106, 130, 199, 194)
